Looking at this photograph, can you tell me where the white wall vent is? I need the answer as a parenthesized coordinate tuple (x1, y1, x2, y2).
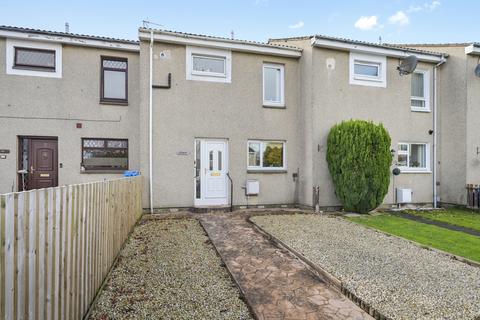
(396, 188, 412, 203)
(246, 180, 260, 196)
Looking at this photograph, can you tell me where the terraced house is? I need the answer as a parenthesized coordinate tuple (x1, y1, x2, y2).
(2, 25, 477, 211)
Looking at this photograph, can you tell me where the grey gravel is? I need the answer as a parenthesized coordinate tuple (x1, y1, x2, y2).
(88, 218, 252, 320)
(252, 213, 480, 320)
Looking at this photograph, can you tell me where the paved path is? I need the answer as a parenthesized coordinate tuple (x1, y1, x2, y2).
(394, 212, 480, 237)
(200, 214, 372, 320)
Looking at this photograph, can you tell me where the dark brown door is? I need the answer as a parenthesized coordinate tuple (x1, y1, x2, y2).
(19, 138, 58, 190)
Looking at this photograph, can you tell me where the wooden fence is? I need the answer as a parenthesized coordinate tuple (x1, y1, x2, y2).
(466, 184, 480, 209)
(0, 176, 143, 320)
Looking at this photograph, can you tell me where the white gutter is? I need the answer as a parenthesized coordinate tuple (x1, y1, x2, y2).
(138, 30, 302, 58)
(433, 55, 447, 208)
(149, 30, 154, 213)
(0, 29, 139, 52)
(311, 37, 445, 63)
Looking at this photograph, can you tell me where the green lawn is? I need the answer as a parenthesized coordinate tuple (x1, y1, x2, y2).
(405, 208, 480, 232)
(348, 214, 480, 263)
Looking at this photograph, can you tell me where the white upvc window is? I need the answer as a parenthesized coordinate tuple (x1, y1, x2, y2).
(411, 70, 430, 112)
(6, 39, 62, 78)
(186, 46, 231, 83)
(397, 143, 430, 172)
(263, 63, 285, 107)
(248, 140, 286, 171)
(349, 52, 386, 88)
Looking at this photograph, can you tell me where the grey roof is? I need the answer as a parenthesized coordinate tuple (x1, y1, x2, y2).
(139, 27, 302, 52)
(271, 34, 448, 57)
(0, 25, 138, 45)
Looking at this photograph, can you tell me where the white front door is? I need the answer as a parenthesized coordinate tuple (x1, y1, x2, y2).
(194, 139, 229, 206)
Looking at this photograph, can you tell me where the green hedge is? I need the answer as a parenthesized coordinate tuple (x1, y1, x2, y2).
(326, 120, 392, 213)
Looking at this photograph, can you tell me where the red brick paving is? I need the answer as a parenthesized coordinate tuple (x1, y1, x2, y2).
(201, 214, 372, 320)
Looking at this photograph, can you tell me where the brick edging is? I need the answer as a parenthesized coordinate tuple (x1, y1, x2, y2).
(247, 217, 391, 320)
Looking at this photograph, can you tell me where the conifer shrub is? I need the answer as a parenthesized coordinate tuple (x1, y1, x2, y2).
(326, 120, 392, 213)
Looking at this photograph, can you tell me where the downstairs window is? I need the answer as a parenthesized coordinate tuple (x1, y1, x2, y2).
(248, 140, 286, 171)
(397, 143, 429, 172)
(81, 138, 128, 172)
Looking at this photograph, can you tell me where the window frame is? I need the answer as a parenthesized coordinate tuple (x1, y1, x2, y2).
(191, 53, 227, 78)
(186, 46, 232, 83)
(349, 52, 387, 88)
(100, 56, 128, 105)
(13, 46, 56, 71)
(247, 140, 286, 171)
(6, 39, 62, 78)
(263, 63, 285, 107)
(397, 142, 430, 173)
(411, 69, 431, 112)
(81, 138, 129, 173)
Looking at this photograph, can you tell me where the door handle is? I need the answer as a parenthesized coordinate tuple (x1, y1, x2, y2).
(30, 166, 35, 174)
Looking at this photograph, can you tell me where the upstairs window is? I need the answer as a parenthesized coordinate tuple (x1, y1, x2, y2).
(192, 54, 226, 76)
(186, 46, 231, 83)
(397, 143, 429, 172)
(248, 140, 286, 171)
(411, 70, 430, 112)
(81, 138, 128, 172)
(6, 39, 62, 78)
(14, 47, 56, 71)
(353, 61, 380, 79)
(263, 63, 285, 107)
(349, 52, 387, 88)
(101, 56, 128, 104)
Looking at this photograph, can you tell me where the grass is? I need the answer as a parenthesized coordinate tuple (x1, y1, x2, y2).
(348, 214, 480, 263)
(405, 208, 480, 232)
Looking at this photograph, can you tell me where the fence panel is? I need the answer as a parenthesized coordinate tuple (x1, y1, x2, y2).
(466, 184, 480, 209)
(0, 176, 142, 320)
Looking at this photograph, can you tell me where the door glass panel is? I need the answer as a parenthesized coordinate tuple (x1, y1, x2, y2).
(218, 151, 222, 170)
(195, 140, 201, 199)
(209, 151, 214, 171)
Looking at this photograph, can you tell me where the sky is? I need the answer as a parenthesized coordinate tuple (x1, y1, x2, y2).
(0, 0, 477, 44)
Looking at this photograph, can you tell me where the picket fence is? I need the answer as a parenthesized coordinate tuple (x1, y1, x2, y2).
(0, 176, 143, 320)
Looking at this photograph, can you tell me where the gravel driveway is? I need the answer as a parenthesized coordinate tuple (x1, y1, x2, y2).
(88, 218, 252, 320)
(251, 213, 480, 320)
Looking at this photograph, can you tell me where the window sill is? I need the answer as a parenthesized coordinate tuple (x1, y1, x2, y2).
(81, 170, 126, 174)
(13, 66, 56, 72)
(247, 169, 287, 174)
(263, 104, 286, 109)
(100, 100, 128, 106)
(411, 107, 431, 113)
(398, 169, 431, 174)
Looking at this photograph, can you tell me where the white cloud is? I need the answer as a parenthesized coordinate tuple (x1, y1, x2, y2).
(425, 0, 441, 11)
(289, 21, 305, 29)
(354, 16, 379, 31)
(406, 5, 423, 13)
(388, 11, 410, 26)
(407, 1, 441, 13)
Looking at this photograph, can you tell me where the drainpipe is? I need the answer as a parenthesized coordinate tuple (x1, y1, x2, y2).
(149, 30, 154, 213)
(433, 55, 446, 209)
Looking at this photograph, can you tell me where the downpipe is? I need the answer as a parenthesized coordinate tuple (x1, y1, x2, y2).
(433, 55, 446, 209)
(149, 30, 154, 213)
